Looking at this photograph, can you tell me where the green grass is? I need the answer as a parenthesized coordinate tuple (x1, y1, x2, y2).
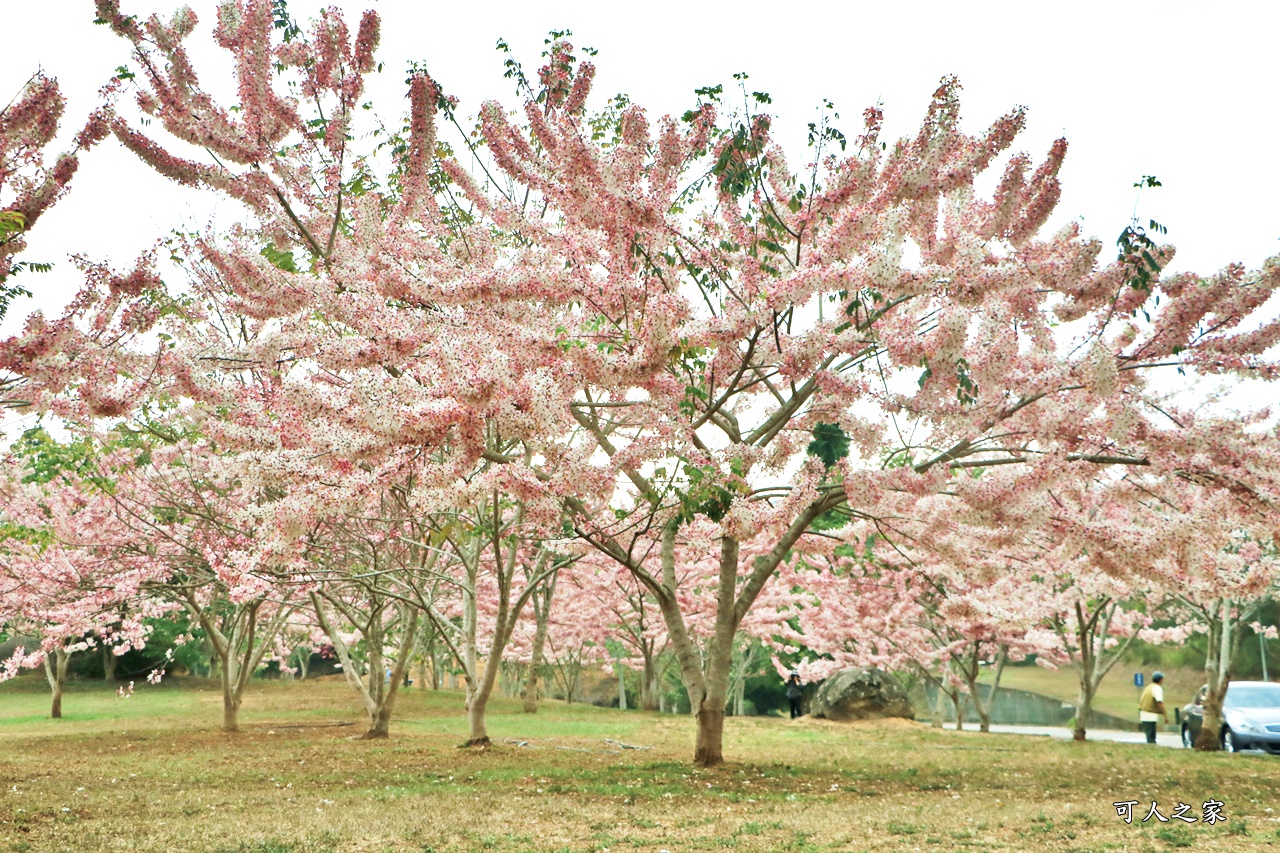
(1, 675, 1278, 852)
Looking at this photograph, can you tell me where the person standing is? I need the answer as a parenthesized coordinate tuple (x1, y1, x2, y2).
(1139, 671, 1169, 744)
(785, 672, 803, 719)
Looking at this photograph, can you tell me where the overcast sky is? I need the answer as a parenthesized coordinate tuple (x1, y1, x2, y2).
(2, 0, 1277, 430)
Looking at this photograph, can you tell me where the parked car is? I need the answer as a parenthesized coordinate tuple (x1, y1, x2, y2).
(1180, 681, 1280, 753)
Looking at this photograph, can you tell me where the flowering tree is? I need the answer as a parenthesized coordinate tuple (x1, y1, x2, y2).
(1150, 486, 1280, 750)
(0, 432, 161, 716)
(307, 502, 423, 739)
(939, 416, 1280, 746)
(559, 551, 671, 711)
(54, 5, 588, 745)
(60, 430, 304, 732)
(0, 71, 108, 326)
(417, 484, 563, 746)
(993, 483, 1181, 742)
(3, 1, 1277, 769)
(768, 542, 1054, 733)
(879, 480, 1177, 740)
(508, 62, 1280, 761)
(518, 566, 557, 712)
(1039, 575, 1175, 742)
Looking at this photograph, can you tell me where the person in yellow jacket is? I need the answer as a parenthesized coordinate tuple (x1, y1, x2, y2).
(1138, 672, 1169, 744)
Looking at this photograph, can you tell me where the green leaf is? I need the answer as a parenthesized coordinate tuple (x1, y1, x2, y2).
(917, 358, 933, 388)
(0, 210, 26, 237)
(260, 243, 300, 273)
(807, 422, 850, 468)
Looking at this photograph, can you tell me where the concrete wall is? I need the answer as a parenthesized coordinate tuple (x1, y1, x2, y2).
(920, 683, 1133, 730)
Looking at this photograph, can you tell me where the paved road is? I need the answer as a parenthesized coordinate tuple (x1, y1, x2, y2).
(983, 725, 1276, 755)
(984, 724, 1184, 748)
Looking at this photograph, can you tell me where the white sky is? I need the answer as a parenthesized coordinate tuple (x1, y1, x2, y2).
(2, 0, 1278, 432)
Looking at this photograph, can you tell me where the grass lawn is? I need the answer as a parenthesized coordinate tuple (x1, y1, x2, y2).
(2, 676, 1278, 852)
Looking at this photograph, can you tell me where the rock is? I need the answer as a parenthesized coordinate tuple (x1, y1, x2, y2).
(0, 636, 39, 662)
(810, 667, 914, 721)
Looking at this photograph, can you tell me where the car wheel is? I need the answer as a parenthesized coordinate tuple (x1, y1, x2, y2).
(1182, 726, 1194, 749)
(1223, 728, 1240, 753)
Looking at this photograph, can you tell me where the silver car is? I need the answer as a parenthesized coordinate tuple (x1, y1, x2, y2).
(1180, 681, 1280, 753)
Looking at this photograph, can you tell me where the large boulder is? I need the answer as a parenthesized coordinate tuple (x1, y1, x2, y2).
(810, 667, 914, 721)
(0, 636, 40, 662)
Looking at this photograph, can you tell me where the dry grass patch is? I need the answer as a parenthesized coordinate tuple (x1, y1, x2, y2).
(2, 678, 1278, 851)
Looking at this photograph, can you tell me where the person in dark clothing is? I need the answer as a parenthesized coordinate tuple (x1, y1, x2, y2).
(785, 672, 803, 719)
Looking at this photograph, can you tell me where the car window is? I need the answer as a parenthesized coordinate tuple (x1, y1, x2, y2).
(1224, 685, 1280, 709)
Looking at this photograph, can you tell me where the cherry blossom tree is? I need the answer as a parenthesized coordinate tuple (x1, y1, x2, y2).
(768, 541, 1055, 733)
(558, 551, 672, 711)
(417, 484, 563, 746)
(1040, 578, 1176, 742)
(478, 53, 1280, 761)
(0, 71, 108, 327)
(1150, 486, 1280, 750)
(142, 466, 299, 730)
(51, 429, 305, 733)
(1006, 490, 1181, 742)
(0, 433, 162, 717)
(518, 566, 557, 712)
(305, 492, 432, 738)
(889, 484, 1176, 740)
(2, 1, 1277, 769)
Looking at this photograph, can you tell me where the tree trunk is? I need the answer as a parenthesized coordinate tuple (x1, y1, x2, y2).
(221, 661, 241, 732)
(462, 567, 479, 710)
(44, 648, 69, 719)
(1195, 599, 1235, 752)
(689, 638, 734, 763)
(312, 594, 418, 740)
(968, 646, 1007, 734)
(1071, 622, 1096, 742)
(617, 659, 628, 711)
(466, 690, 491, 747)
(465, 691, 488, 742)
(975, 701, 991, 733)
(464, 643, 503, 747)
(641, 648, 661, 711)
(522, 603, 550, 713)
(1196, 683, 1227, 750)
(223, 689, 241, 732)
(931, 683, 946, 729)
(1074, 683, 1093, 742)
(656, 530, 740, 766)
(951, 691, 966, 732)
(102, 647, 118, 682)
(362, 615, 416, 739)
(694, 708, 725, 767)
(367, 705, 393, 738)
